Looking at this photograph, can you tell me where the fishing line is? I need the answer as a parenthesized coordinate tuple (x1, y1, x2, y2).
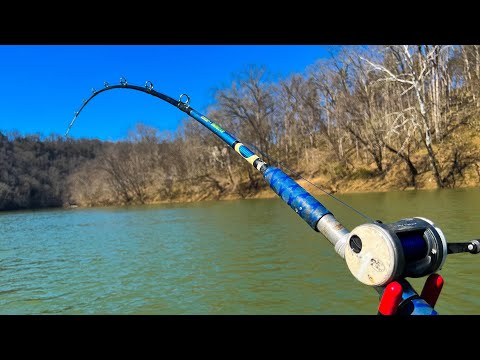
(245, 142, 376, 224)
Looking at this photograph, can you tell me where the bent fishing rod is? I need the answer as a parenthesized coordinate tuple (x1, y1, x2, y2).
(66, 78, 480, 315)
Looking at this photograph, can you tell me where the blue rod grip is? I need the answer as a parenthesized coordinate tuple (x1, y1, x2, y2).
(263, 166, 331, 231)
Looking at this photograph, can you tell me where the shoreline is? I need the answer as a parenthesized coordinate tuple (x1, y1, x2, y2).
(71, 177, 480, 209)
(1, 176, 478, 214)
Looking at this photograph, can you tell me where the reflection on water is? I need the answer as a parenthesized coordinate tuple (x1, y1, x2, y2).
(0, 187, 479, 314)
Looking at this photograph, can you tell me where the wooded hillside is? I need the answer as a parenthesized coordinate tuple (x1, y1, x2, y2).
(1, 45, 479, 211)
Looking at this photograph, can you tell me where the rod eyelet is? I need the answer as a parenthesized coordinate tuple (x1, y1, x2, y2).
(145, 80, 154, 91)
(179, 93, 190, 106)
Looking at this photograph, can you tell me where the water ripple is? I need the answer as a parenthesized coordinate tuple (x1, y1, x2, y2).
(1, 189, 479, 314)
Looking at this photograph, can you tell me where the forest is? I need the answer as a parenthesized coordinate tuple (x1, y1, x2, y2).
(1, 45, 480, 211)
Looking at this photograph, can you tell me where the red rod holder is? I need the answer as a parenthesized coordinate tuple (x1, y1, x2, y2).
(420, 273, 444, 308)
(378, 281, 403, 315)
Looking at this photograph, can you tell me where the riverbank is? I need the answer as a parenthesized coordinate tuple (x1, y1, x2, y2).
(104, 164, 479, 208)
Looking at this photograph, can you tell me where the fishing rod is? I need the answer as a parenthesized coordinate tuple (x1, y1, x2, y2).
(66, 78, 480, 315)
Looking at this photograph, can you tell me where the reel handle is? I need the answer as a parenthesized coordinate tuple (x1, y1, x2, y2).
(447, 240, 480, 254)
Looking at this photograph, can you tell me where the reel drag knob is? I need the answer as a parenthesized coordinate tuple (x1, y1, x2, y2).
(344, 218, 447, 287)
(344, 223, 404, 286)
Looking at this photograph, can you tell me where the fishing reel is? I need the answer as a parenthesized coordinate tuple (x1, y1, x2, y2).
(344, 217, 480, 287)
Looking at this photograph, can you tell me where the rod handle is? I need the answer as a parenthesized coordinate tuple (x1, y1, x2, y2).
(262, 166, 331, 230)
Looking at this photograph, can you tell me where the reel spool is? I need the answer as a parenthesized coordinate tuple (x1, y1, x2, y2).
(344, 217, 447, 287)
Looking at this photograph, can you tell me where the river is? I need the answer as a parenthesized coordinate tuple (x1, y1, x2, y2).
(1, 188, 479, 314)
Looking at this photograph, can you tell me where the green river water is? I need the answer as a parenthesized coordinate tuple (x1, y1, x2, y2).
(1, 187, 479, 314)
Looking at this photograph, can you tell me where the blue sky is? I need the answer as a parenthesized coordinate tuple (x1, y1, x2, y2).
(0, 45, 334, 141)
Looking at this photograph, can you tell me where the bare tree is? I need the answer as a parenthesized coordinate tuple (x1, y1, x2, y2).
(215, 66, 275, 154)
(361, 45, 448, 187)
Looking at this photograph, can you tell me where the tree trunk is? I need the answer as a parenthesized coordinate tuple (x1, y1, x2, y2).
(383, 143, 418, 187)
(413, 81, 444, 188)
